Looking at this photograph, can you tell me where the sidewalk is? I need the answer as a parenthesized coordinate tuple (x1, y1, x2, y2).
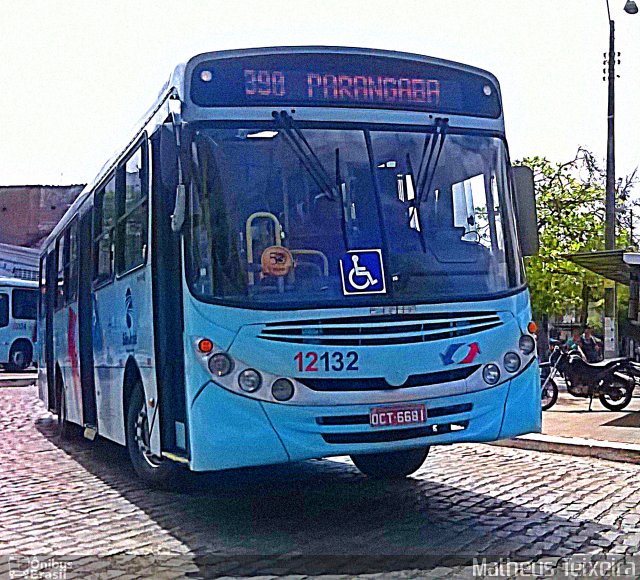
(494, 380, 640, 463)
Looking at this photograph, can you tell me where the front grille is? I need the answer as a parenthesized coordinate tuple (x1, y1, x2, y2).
(258, 311, 502, 346)
(298, 366, 479, 392)
(321, 421, 469, 444)
(316, 403, 472, 426)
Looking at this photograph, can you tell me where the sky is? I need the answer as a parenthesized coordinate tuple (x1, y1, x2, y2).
(1, 0, 639, 188)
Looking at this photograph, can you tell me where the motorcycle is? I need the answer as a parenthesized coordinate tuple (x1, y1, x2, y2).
(540, 345, 639, 411)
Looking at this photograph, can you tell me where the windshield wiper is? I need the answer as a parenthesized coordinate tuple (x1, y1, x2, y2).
(272, 111, 338, 200)
(411, 117, 449, 211)
(274, 111, 361, 249)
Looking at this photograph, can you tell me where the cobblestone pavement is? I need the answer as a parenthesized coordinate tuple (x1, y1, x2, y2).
(1, 386, 640, 579)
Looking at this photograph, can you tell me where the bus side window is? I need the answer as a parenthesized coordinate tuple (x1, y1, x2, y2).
(93, 174, 116, 284)
(39, 254, 47, 319)
(0, 294, 8, 328)
(66, 220, 79, 302)
(116, 140, 148, 275)
(55, 234, 66, 310)
(12, 289, 37, 320)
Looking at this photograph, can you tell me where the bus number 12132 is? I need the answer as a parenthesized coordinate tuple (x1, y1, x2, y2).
(294, 351, 359, 373)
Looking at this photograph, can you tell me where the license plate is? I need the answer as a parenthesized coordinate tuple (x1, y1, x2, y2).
(369, 404, 427, 428)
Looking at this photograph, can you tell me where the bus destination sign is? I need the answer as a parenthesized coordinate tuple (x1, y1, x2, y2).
(243, 69, 441, 108)
(190, 54, 501, 118)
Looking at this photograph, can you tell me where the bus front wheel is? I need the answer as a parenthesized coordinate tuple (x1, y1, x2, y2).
(350, 447, 429, 479)
(7, 341, 32, 372)
(126, 385, 181, 488)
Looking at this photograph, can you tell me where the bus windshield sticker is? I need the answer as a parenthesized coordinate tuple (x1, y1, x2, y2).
(339, 249, 386, 295)
(261, 246, 293, 277)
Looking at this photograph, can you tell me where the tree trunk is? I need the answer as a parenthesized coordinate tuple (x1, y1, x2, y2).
(579, 280, 590, 328)
(538, 313, 550, 362)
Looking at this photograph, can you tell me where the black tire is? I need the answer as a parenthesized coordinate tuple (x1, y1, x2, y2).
(599, 378, 634, 411)
(7, 341, 32, 372)
(126, 385, 181, 487)
(541, 377, 559, 411)
(350, 447, 429, 479)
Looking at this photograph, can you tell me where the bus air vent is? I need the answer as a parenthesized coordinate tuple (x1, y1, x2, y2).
(258, 312, 501, 346)
(297, 365, 479, 392)
(321, 421, 469, 444)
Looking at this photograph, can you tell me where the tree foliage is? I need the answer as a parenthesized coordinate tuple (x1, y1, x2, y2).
(515, 148, 637, 325)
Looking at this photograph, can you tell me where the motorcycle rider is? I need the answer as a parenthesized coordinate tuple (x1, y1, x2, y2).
(581, 326, 602, 363)
(566, 329, 582, 351)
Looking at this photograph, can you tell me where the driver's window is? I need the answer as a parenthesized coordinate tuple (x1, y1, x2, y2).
(452, 174, 484, 243)
(452, 173, 504, 253)
(0, 294, 8, 328)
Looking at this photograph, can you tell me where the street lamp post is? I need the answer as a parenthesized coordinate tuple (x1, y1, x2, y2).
(603, 0, 637, 358)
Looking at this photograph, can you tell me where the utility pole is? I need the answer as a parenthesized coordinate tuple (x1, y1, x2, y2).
(604, 13, 617, 359)
(602, 2, 638, 358)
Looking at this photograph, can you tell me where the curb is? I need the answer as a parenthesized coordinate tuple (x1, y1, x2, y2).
(0, 373, 37, 388)
(491, 433, 640, 464)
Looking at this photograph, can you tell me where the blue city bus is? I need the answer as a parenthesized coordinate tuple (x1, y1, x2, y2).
(38, 47, 540, 486)
(0, 277, 38, 371)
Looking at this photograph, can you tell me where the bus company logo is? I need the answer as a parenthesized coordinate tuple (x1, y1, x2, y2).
(122, 288, 137, 349)
(440, 342, 480, 365)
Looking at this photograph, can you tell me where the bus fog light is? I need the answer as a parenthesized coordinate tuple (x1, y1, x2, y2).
(208, 353, 234, 377)
(503, 352, 521, 373)
(483, 364, 501, 385)
(238, 369, 262, 392)
(519, 335, 535, 355)
(272, 378, 294, 401)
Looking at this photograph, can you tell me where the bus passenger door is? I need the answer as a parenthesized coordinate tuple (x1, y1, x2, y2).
(44, 250, 57, 412)
(78, 210, 97, 429)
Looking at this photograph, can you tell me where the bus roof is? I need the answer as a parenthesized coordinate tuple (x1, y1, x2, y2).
(183, 45, 500, 87)
(0, 277, 39, 289)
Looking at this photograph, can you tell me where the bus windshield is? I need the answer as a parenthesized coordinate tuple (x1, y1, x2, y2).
(186, 124, 524, 308)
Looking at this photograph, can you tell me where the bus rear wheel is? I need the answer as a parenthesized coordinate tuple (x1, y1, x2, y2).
(350, 447, 429, 479)
(126, 385, 181, 488)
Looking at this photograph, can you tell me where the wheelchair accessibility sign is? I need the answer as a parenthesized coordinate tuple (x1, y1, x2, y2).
(340, 249, 386, 295)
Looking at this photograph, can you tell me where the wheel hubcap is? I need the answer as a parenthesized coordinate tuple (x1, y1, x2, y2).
(608, 388, 624, 401)
(135, 407, 162, 468)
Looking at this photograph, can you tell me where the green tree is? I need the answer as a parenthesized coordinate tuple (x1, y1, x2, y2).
(515, 148, 637, 327)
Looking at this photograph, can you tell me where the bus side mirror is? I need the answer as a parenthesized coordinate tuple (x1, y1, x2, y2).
(511, 165, 539, 257)
(158, 124, 186, 232)
(158, 124, 179, 193)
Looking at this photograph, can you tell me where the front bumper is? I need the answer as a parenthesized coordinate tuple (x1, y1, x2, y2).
(187, 361, 540, 472)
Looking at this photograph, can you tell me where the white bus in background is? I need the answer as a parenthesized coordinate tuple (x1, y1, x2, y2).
(0, 278, 38, 371)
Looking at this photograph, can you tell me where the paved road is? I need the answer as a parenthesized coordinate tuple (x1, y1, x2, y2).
(1, 386, 640, 579)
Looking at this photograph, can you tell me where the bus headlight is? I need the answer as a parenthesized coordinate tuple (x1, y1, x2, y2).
(483, 364, 501, 385)
(503, 352, 521, 373)
(519, 335, 535, 355)
(238, 369, 262, 392)
(271, 378, 295, 401)
(208, 353, 234, 377)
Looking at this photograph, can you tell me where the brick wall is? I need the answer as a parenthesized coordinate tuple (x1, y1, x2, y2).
(0, 185, 84, 248)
